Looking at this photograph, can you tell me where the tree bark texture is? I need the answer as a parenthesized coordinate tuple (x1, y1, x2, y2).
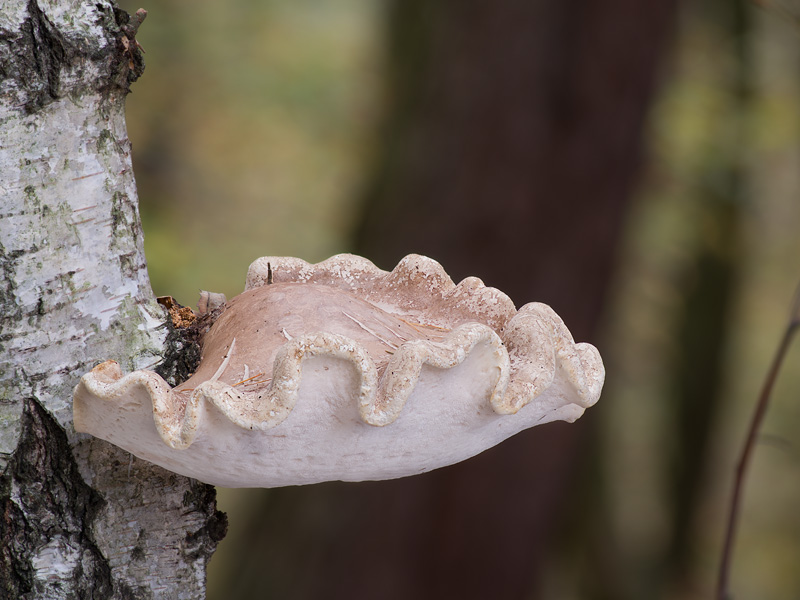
(0, 2, 225, 598)
(218, 1, 677, 598)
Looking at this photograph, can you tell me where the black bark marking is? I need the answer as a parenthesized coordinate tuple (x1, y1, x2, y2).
(154, 317, 203, 388)
(182, 480, 228, 561)
(155, 305, 225, 388)
(0, 398, 114, 599)
(0, 2, 146, 112)
(20, 0, 71, 109)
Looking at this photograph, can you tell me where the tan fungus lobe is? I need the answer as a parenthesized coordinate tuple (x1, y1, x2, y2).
(73, 254, 604, 487)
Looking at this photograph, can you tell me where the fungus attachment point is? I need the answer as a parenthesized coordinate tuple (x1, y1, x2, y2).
(73, 254, 604, 488)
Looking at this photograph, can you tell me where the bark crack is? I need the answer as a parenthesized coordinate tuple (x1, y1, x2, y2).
(0, 2, 146, 112)
(24, 0, 69, 103)
(0, 398, 113, 599)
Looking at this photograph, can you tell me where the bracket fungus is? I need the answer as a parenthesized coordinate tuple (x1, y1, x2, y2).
(73, 254, 604, 487)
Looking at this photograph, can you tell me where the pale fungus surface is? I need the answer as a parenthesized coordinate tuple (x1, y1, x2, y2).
(73, 254, 605, 487)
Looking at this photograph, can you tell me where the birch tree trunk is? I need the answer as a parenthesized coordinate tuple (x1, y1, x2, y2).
(0, 2, 226, 598)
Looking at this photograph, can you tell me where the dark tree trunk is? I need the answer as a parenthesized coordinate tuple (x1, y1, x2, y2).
(221, 1, 677, 598)
(356, 0, 675, 337)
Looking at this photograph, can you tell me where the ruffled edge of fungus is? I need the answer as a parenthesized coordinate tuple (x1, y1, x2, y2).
(72, 254, 604, 487)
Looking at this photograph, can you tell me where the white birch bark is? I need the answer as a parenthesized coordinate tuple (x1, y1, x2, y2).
(0, 2, 225, 598)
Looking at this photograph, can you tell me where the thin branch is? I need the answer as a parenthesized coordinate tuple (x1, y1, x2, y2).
(716, 283, 800, 599)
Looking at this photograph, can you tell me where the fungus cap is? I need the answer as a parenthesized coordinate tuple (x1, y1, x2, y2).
(73, 254, 604, 487)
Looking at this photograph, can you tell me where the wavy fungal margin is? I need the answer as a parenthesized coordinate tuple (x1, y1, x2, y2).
(73, 253, 605, 488)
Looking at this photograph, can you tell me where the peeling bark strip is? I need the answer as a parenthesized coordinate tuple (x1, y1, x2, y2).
(0, 1, 225, 598)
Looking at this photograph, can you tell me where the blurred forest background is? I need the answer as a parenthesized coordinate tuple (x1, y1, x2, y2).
(116, 0, 800, 598)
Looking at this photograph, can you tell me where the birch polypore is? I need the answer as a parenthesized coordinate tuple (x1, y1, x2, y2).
(74, 254, 604, 487)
